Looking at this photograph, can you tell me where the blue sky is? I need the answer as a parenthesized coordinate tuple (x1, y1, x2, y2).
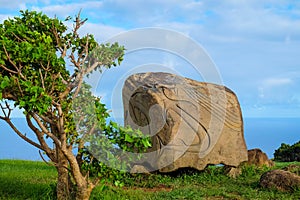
(1, 0, 300, 118)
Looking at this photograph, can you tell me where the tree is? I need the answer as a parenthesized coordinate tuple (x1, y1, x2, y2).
(274, 141, 300, 162)
(0, 10, 150, 200)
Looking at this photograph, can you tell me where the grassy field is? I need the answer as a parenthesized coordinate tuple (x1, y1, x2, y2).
(0, 160, 57, 200)
(0, 160, 299, 200)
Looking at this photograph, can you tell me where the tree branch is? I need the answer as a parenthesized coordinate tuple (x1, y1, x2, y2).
(84, 61, 101, 75)
(39, 115, 56, 126)
(0, 101, 12, 119)
(14, 78, 24, 97)
(39, 69, 45, 90)
(73, 10, 87, 37)
(0, 64, 18, 75)
(77, 36, 89, 66)
(1, 91, 17, 101)
(2, 45, 26, 80)
(39, 150, 55, 166)
(32, 113, 62, 148)
(11, 32, 25, 42)
(26, 114, 55, 160)
(72, 74, 83, 99)
(2, 117, 44, 151)
(39, 150, 71, 172)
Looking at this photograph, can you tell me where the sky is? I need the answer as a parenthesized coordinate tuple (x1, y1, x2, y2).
(0, 0, 300, 118)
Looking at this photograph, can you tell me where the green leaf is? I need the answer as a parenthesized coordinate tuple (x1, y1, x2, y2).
(0, 76, 10, 89)
(125, 134, 134, 143)
(142, 139, 152, 148)
(19, 100, 26, 107)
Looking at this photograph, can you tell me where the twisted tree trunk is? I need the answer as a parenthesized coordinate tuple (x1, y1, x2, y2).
(56, 149, 71, 200)
(75, 184, 94, 200)
(55, 148, 95, 200)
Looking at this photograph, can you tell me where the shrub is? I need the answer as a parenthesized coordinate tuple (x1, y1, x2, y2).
(274, 141, 300, 162)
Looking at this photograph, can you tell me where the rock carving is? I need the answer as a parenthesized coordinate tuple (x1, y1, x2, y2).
(123, 72, 248, 172)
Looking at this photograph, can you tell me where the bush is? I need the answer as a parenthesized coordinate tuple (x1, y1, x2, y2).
(274, 141, 300, 162)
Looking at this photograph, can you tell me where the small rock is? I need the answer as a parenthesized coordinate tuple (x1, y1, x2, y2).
(260, 169, 300, 192)
(130, 165, 150, 174)
(223, 166, 242, 178)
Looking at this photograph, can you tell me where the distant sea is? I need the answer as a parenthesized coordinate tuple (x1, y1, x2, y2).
(0, 118, 299, 160)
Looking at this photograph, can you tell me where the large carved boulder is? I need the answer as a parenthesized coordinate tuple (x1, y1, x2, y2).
(123, 72, 248, 172)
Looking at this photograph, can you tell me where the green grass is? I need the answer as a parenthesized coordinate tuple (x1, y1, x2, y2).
(0, 160, 57, 200)
(0, 160, 300, 200)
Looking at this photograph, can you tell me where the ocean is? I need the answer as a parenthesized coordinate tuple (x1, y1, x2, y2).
(0, 118, 299, 160)
(243, 117, 299, 158)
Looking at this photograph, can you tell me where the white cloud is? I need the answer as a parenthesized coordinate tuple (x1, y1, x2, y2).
(0, 0, 34, 9)
(1, 0, 300, 118)
(0, 14, 12, 23)
(256, 77, 298, 112)
(258, 77, 293, 101)
(6, 0, 300, 42)
(79, 22, 125, 42)
(31, 1, 103, 19)
(263, 77, 292, 88)
(200, 1, 300, 41)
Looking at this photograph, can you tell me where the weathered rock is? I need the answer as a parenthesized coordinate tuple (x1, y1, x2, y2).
(123, 72, 248, 172)
(223, 166, 242, 178)
(283, 164, 300, 176)
(247, 148, 274, 167)
(130, 165, 150, 174)
(260, 169, 300, 192)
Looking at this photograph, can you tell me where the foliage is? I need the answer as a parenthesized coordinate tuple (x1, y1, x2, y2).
(79, 96, 151, 187)
(0, 10, 151, 199)
(274, 141, 300, 162)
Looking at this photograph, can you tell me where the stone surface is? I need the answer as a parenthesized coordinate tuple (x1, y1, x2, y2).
(130, 165, 150, 174)
(247, 148, 274, 167)
(123, 72, 248, 172)
(223, 166, 242, 178)
(260, 170, 300, 192)
(283, 164, 300, 176)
